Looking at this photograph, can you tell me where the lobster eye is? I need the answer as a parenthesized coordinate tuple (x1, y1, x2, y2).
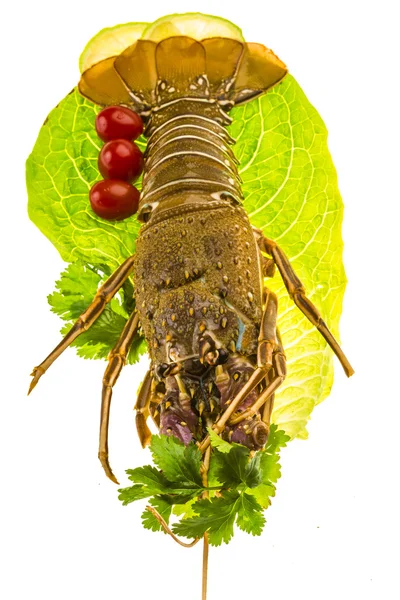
(155, 363, 170, 379)
(216, 348, 229, 364)
(138, 203, 153, 223)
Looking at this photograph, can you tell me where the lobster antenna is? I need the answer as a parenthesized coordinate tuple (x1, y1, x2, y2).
(144, 506, 199, 548)
(202, 534, 209, 600)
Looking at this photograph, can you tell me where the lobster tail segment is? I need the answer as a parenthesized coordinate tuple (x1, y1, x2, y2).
(79, 36, 287, 116)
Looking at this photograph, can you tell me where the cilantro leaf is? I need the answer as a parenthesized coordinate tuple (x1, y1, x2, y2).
(126, 466, 171, 492)
(207, 428, 232, 453)
(259, 425, 290, 484)
(247, 483, 276, 509)
(173, 490, 265, 546)
(173, 491, 240, 546)
(119, 428, 287, 543)
(172, 498, 197, 520)
(141, 497, 173, 533)
(126, 465, 201, 499)
(212, 444, 250, 488)
(243, 452, 263, 488)
(118, 485, 154, 506)
(119, 466, 203, 508)
(150, 435, 203, 488)
(118, 437, 209, 510)
(211, 442, 261, 489)
(206, 454, 223, 489)
(246, 425, 289, 508)
(235, 493, 265, 536)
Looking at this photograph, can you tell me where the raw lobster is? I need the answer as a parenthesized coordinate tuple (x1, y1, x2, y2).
(29, 36, 354, 485)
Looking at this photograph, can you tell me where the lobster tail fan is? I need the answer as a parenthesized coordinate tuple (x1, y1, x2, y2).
(77, 36, 288, 113)
(155, 37, 206, 93)
(78, 56, 132, 106)
(114, 40, 158, 109)
(202, 38, 245, 98)
(231, 43, 287, 105)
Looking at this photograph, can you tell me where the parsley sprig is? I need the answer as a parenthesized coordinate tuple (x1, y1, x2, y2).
(118, 426, 289, 546)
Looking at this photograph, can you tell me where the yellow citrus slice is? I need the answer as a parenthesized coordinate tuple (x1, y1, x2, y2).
(141, 13, 244, 42)
(79, 15, 245, 74)
(79, 22, 148, 73)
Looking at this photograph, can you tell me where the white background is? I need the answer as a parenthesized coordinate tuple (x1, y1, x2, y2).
(1, 1, 399, 599)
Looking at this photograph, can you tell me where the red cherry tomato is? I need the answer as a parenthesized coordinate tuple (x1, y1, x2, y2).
(98, 139, 143, 182)
(95, 106, 144, 142)
(89, 180, 140, 221)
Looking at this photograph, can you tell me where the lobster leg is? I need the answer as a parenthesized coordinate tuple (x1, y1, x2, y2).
(229, 337, 286, 425)
(134, 369, 154, 449)
(28, 256, 135, 394)
(260, 329, 283, 427)
(199, 289, 281, 452)
(255, 230, 354, 377)
(99, 311, 140, 484)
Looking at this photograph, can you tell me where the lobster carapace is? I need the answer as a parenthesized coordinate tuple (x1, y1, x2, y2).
(29, 36, 354, 483)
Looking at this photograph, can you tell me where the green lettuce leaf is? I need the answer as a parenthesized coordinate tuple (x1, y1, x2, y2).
(230, 79, 347, 438)
(26, 88, 145, 270)
(27, 74, 347, 437)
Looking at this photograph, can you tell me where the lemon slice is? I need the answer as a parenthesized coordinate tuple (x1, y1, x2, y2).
(79, 14, 245, 74)
(141, 13, 244, 42)
(79, 22, 148, 73)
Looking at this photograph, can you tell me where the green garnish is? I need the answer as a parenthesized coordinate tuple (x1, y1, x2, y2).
(118, 426, 289, 546)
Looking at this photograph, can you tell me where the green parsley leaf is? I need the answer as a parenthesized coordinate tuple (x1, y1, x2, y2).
(207, 428, 232, 453)
(126, 466, 172, 493)
(243, 452, 263, 489)
(117, 485, 154, 506)
(119, 428, 287, 542)
(246, 425, 289, 508)
(171, 498, 197, 520)
(141, 497, 173, 533)
(119, 464, 204, 508)
(260, 425, 290, 484)
(247, 483, 276, 509)
(173, 490, 265, 546)
(150, 435, 203, 488)
(173, 491, 240, 546)
(236, 493, 265, 536)
(126, 465, 201, 498)
(212, 442, 262, 489)
(212, 444, 250, 488)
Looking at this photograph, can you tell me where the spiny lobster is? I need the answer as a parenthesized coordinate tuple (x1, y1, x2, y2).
(29, 35, 354, 486)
